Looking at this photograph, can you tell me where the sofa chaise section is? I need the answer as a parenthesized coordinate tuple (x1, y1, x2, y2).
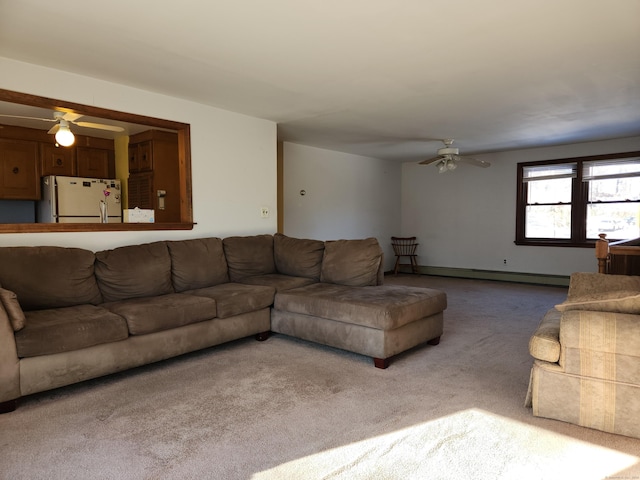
(272, 237, 446, 368)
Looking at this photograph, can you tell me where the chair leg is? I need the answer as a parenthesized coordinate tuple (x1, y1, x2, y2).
(410, 256, 419, 274)
(394, 256, 400, 275)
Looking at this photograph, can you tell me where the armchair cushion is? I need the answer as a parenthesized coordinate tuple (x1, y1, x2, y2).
(0, 288, 26, 331)
(556, 291, 640, 314)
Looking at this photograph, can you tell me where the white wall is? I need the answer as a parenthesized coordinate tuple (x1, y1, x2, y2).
(282, 143, 401, 270)
(402, 136, 640, 276)
(0, 57, 277, 251)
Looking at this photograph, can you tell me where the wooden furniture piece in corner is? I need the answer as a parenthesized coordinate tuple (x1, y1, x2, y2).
(596, 233, 640, 275)
(128, 130, 180, 223)
(391, 236, 420, 275)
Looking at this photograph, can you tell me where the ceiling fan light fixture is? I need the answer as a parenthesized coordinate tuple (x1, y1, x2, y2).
(55, 120, 75, 146)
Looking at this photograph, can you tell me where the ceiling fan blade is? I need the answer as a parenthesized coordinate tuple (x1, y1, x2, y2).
(418, 156, 443, 165)
(0, 113, 56, 123)
(457, 156, 491, 168)
(62, 112, 84, 122)
(47, 124, 60, 135)
(73, 121, 125, 132)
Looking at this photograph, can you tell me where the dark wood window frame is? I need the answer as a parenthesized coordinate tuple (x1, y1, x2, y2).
(515, 151, 640, 247)
(0, 88, 193, 234)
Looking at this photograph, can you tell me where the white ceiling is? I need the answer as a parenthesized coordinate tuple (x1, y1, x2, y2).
(1, 1, 639, 161)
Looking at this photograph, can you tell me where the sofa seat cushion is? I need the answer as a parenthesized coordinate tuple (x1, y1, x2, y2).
(184, 283, 275, 319)
(103, 293, 217, 335)
(15, 305, 128, 358)
(238, 274, 316, 292)
(95, 241, 174, 302)
(274, 283, 447, 330)
(167, 237, 229, 292)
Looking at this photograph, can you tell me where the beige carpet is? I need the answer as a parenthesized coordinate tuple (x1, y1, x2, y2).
(2, 275, 640, 479)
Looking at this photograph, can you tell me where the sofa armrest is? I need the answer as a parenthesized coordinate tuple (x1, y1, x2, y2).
(0, 303, 20, 404)
(529, 308, 561, 363)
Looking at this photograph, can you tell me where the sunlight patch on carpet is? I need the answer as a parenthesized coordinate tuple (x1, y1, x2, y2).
(253, 409, 639, 480)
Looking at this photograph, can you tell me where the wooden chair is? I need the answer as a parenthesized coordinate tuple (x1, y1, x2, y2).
(391, 237, 419, 275)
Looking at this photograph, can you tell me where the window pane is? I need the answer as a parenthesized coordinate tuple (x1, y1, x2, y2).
(525, 205, 571, 238)
(584, 158, 640, 180)
(523, 163, 576, 180)
(588, 176, 640, 202)
(587, 202, 640, 239)
(527, 178, 572, 204)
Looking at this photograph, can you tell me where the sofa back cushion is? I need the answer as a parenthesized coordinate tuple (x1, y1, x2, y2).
(0, 246, 102, 310)
(273, 233, 324, 280)
(320, 238, 384, 287)
(167, 238, 229, 292)
(95, 241, 174, 302)
(223, 235, 276, 282)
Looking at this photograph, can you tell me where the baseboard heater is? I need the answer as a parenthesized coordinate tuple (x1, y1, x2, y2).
(391, 265, 569, 287)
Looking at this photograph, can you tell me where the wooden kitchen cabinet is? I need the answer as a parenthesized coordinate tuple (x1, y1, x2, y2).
(128, 130, 180, 223)
(77, 146, 113, 179)
(41, 143, 76, 177)
(0, 138, 40, 200)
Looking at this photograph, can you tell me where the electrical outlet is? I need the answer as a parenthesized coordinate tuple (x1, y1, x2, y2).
(260, 207, 270, 218)
(503, 259, 507, 265)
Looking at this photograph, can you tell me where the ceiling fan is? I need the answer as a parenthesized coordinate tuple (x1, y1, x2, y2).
(0, 111, 125, 146)
(419, 139, 490, 173)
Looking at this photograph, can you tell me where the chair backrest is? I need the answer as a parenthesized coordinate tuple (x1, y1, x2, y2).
(391, 236, 418, 255)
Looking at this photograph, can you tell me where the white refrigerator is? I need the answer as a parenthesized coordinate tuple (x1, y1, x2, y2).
(38, 176, 123, 223)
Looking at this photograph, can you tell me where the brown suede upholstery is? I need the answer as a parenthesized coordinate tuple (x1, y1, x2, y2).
(0, 288, 26, 332)
(102, 293, 217, 335)
(15, 305, 128, 358)
(320, 238, 383, 287)
(275, 283, 446, 330)
(0, 234, 447, 409)
(167, 237, 229, 292)
(95, 242, 174, 302)
(223, 234, 276, 282)
(0, 246, 102, 310)
(185, 283, 275, 319)
(238, 273, 316, 292)
(274, 233, 324, 280)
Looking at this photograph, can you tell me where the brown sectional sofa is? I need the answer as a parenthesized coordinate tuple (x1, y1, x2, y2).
(0, 233, 446, 412)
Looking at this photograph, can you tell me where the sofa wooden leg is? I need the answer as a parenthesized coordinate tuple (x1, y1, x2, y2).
(0, 399, 18, 413)
(373, 357, 390, 369)
(427, 336, 441, 346)
(255, 331, 271, 342)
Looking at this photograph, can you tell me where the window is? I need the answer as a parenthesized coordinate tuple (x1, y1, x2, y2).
(516, 152, 640, 247)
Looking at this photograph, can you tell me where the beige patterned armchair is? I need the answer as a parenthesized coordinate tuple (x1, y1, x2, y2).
(526, 272, 640, 438)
